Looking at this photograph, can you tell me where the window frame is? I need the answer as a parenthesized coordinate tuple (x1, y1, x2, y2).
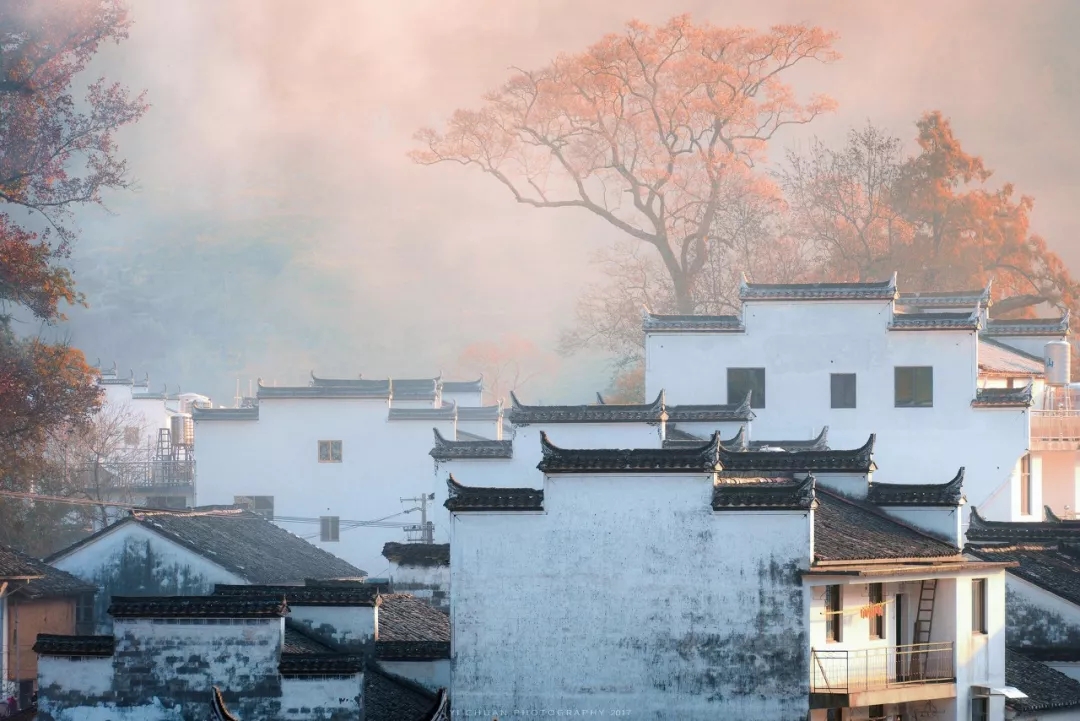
(727, 367, 766, 408)
(318, 440, 343, 463)
(830, 373, 857, 409)
(320, 515, 340, 543)
(868, 583, 884, 640)
(971, 696, 989, 721)
(825, 584, 843, 643)
(1020, 454, 1032, 516)
(895, 366, 934, 408)
(972, 578, 988, 634)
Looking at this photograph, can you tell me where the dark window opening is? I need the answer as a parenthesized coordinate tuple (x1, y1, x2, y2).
(728, 368, 765, 408)
(868, 705, 885, 721)
(971, 697, 989, 721)
(972, 578, 988, 634)
(75, 592, 95, 635)
(831, 373, 857, 408)
(895, 366, 933, 407)
(868, 583, 884, 639)
(318, 440, 343, 463)
(826, 584, 842, 643)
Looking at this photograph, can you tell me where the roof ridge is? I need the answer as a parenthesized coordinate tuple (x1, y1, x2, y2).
(817, 487, 960, 551)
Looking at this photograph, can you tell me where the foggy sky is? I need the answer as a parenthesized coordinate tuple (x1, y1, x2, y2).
(66, 0, 1080, 403)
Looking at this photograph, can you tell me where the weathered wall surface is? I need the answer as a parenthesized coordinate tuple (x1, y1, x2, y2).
(378, 659, 450, 691)
(451, 473, 812, 720)
(290, 606, 375, 652)
(388, 563, 450, 613)
(1006, 577, 1080, 647)
(280, 675, 362, 720)
(50, 524, 245, 632)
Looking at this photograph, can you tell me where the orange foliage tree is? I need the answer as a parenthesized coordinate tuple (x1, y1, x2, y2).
(413, 16, 839, 313)
(783, 113, 1080, 317)
(454, 335, 559, 405)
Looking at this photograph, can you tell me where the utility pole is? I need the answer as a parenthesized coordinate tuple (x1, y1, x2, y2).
(400, 493, 436, 543)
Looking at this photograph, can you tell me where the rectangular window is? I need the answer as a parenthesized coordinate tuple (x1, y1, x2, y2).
(971, 697, 989, 721)
(895, 366, 934, 407)
(868, 705, 885, 721)
(868, 583, 884, 639)
(825, 584, 842, 643)
(831, 373, 857, 408)
(727, 368, 766, 408)
(1020, 454, 1032, 516)
(320, 516, 340, 543)
(972, 578, 988, 634)
(318, 440, 343, 463)
(76, 592, 95, 635)
(234, 495, 274, 520)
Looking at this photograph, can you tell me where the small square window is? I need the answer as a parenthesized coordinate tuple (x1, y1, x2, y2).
(895, 366, 933, 407)
(318, 440, 343, 463)
(831, 373, 857, 409)
(320, 516, 340, 542)
(728, 368, 765, 408)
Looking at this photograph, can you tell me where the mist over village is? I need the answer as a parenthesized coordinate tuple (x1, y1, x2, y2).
(4, 1, 1080, 720)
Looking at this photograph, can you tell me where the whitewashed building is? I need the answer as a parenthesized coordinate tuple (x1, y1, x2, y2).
(643, 277, 1075, 523)
(447, 433, 1015, 720)
(194, 376, 500, 571)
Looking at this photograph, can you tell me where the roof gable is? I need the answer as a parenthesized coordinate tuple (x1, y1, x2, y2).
(740, 275, 897, 302)
(430, 428, 512, 460)
(814, 489, 959, 562)
(868, 468, 965, 507)
(509, 391, 666, 425)
(538, 431, 722, 473)
(445, 476, 544, 512)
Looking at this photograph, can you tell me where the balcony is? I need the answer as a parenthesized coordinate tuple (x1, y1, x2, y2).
(810, 643, 956, 708)
(1031, 410, 1080, 451)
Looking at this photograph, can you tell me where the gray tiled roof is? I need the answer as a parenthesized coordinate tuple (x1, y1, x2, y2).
(979, 337, 1045, 376)
(966, 506, 1080, 543)
(365, 662, 442, 721)
(279, 653, 364, 675)
(382, 542, 450, 568)
(538, 431, 722, 473)
(387, 403, 457, 421)
(712, 475, 816, 510)
(888, 310, 981, 331)
(108, 595, 289, 618)
(48, 506, 363, 583)
(213, 583, 380, 606)
(442, 378, 483, 393)
(666, 391, 756, 422)
(430, 428, 512, 460)
(258, 380, 391, 399)
(642, 313, 745, 333)
(740, 276, 897, 301)
(33, 634, 115, 657)
(1006, 649, 1080, 713)
(867, 468, 965, 506)
(191, 406, 259, 421)
(376, 641, 451, 661)
(717, 435, 876, 473)
(972, 386, 1034, 408)
(283, 620, 339, 654)
(445, 475, 544, 512)
(966, 541, 1080, 607)
(457, 404, 502, 421)
(0, 545, 46, 581)
(897, 285, 992, 310)
(984, 313, 1070, 337)
(813, 489, 959, 562)
(376, 594, 450, 642)
(509, 391, 666, 425)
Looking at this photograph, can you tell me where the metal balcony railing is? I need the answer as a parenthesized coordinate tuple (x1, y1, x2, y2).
(811, 642, 954, 693)
(79, 460, 196, 490)
(1031, 410, 1080, 448)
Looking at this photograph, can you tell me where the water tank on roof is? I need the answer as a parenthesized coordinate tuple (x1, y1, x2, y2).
(171, 413, 194, 447)
(1045, 340, 1072, 386)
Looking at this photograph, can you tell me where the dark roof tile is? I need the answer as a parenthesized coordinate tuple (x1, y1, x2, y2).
(984, 313, 1070, 337)
(364, 662, 440, 721)
(712, 475, 816, 510)
(889, 310, 981, 331)
(388, 404, 456, 421)
(0, 545, 45, 580)
(48, 506, 363, 583)
(283, 620, 339, 654)
(966, 540, 1080, 607)
(192, 406, 259, 421)
(642, 313, 745, 333)
(258, 380, 391, 399)
(279, 654, 364, 675)
(1006, 649, 1080, 713)
(430, 428, 512, 460)
(376, 641, 451, 661)
(377, 594, 449, 643)
(972, 386, 1033, 407)
(33, 634, 114, 657)
(108, 595, 289, 618)
(966, 506, 1080, 543)
(538, 431, 722, 473)
(213, 583, 379, 606)
(382, 542, 450, 568)
(740, 276, 897, 301)
(0, 544, 95, 597)
(868, 468, 965, 506)
(717, 435, 876, 473)
(814, 489, 959, 562)
(897, 285, 992, 309)
(665, 392, 755, 422)
(445, 476, 543, 512)
(509, 391, 666, 425)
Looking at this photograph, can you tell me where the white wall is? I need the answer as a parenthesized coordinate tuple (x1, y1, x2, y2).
(378, 660, 450, 691)
(450, 473, 812, 719)
(388, 563, 450, 611)
(1005, 575, 1080, 648)
(280, 676, 361, 720)
(645, 301, 1030, 521)
(290, 606, 375, 651)
(196, 397, 458, 570)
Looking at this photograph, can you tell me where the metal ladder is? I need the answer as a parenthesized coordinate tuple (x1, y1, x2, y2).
(910, 579, 937, 679)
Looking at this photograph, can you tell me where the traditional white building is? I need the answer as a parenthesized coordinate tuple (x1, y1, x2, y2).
(193, 376, 500, 571)
(643, 277, 1075, 523)
(447, 433, 1014, 720)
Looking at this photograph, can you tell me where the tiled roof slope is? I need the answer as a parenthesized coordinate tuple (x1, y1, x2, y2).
(191, 406, 259, 421)
(984, 313, 1070, 337)
(430, 428, 512, 460)
(0, 544, 95, 598)
(897, 286, 992, 309)
(382, 542, 450, 568)
(665, 392, 755, 422)
(108, 595, 289, 618)
(868, 468, 965, 506)
(377, 594, 450, 643)
(1006, 649, 1080, 713)
(33, 634, 115, 657)
(445, 476, 543, 512)
(965, 507, 1080, 543)
(717, 435, 876, 473)
(979, 337, 1045, 376)
(48, 506, 363, 582)
(509, 391, 666, 425)
(712, 476, 816, 510)
(888, 310, 980, 331)
(538, 431, 722, 473)
(365, 662, 442, 721)
(965, 542, 1080, 607)
(740, 276, 897, 301)
(213, 583, 380, 606)
(283, 621, 338, 654)
(642, 313, 745, 333)
(814, 489, 959, 563)
(972, 386, 1034, 408)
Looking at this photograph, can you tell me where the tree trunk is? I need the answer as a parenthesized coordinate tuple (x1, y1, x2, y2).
(672, 272, 695, 314)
